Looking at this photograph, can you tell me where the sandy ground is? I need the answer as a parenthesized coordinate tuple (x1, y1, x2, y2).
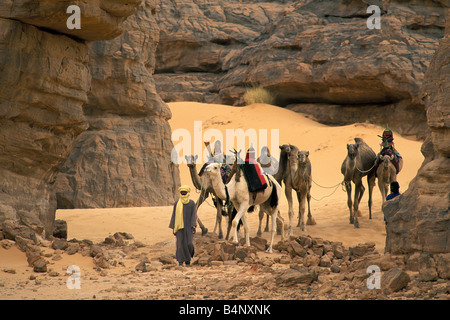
(0, 102, 424, 300)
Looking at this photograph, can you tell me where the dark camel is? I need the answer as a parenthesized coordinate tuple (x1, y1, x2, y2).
(340, 138, 377, 228)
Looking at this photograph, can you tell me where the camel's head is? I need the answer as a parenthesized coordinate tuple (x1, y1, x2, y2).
(205, 163, 221, 177)
(185, 154, 198, 167)
(297, 150, 310, 165)
(346, 143, 359, 159)
(380, 154, 394, 167)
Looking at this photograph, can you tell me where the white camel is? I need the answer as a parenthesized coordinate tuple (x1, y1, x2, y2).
(204, 162, 284, 253)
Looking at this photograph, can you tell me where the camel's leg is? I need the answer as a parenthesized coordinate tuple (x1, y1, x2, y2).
(214, 202, 224, 239)
(264, 214, 270, 233)
(257, 208, 264, 237)
(353, 181, 363, 228)
(297, 191, 306, 232)
(240, 212, 250, 247)
(285, 186, 294, 236)
(196, 192, 209, 235)
(345, 181, 353, 224)
(357, 183, 365, 217)
(306, 189, 316, 225)
(225, 207, 235, 240)
(266, 207, 278, 253)
(378, 179, 385, 204)
(368, 174, 376, 219)
(232, 206, 247, 244)
(276, 212, 285, 240)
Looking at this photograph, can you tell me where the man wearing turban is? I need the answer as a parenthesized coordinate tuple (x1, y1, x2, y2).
(169, 185, 197, 266)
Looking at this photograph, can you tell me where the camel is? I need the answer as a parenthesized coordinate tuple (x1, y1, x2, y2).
(274, 144, 316, 235)
(340, 138, 377, 228)
(376, 154, 397, 203)
(185, 154, 235, 240)
(290, 150, 316, 232)
(204, 162, 284, 253)
(256, 146, 281, 236)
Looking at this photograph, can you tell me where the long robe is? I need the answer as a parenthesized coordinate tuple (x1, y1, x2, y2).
(168, 200, 197, 264)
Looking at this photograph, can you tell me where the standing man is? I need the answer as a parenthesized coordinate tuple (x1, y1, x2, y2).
(169, 185, 197, 266)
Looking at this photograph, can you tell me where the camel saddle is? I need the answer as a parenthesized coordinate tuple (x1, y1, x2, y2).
(376, 147, 402, 174)
(242, 147, 268, 193)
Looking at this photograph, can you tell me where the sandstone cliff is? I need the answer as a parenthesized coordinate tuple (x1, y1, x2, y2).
(383, 8, 450, 255)
(0, 0, 179, 240)
(55, 1, 180, 208)
(154, 0, 447, 139)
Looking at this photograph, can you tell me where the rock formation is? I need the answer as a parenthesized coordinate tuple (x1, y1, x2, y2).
(55, 1, 180, 208)
(383, 8, 449, 255)
(154, 0, 447, 139)
(0, 1, 179, 242)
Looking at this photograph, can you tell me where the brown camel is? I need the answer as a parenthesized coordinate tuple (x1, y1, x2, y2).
(275, 144, 316, 235)
(291, 150, 316, 231)
(376, 154, 397, 203)
(340, 138, 377, 228)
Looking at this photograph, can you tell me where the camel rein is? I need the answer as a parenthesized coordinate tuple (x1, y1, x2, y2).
(309, 179, 346, 201)
(355, 160, 378, 174)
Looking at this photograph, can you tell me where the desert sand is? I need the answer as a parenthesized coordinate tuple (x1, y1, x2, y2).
(0, 102, 424, 300)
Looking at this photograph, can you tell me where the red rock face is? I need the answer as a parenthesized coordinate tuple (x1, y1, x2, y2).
(153, 0, 447, 139)
(383, 9, 450, 255)
(0, 0, 143, 41)
(55, 1, 181, 208)
(0, 0, 179, 238)
(0, 18, 91, 237)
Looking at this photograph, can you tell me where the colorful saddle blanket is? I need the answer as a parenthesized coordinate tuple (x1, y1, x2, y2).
(378, 147, 402, 174)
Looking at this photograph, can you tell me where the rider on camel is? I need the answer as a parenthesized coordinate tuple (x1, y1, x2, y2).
(376, 128, 402, 174)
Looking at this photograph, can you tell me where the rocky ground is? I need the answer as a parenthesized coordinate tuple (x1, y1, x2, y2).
(1, 229, 448, 300)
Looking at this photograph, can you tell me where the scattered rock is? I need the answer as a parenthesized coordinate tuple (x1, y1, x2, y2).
(159, 254, 176, 265)
(275, 268, 317, 287)
(1, 220, 37, 243)
(0, 239, 15, 249)
(65, 242, 80, 255)
(382, 268, 411, 293)
(52, 239, 68, 251)
(198, 254, 212, 266)
(418, 253, 438, 282)
(32, 259, 48, 273)
(90, 245, 103, 258)
(349, 242, 376, 258)
(3, 268, 16, 274)
(250, 237, 267, 251)
(52, 220, 68, 239)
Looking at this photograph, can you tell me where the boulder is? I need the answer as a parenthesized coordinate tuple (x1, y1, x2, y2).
(381, 268, 411, 293)
(52, 220, 68, 240)
(52, 239, 69, 251)
(418, 253, 438, 281)
(1, 220, 37, 244)
(275, 268, 317, 287)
